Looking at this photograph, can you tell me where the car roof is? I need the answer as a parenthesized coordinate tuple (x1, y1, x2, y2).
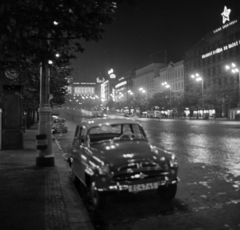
(81, 117, 141, 129)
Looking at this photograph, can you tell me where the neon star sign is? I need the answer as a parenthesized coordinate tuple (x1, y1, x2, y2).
(221, 6, 231, 24)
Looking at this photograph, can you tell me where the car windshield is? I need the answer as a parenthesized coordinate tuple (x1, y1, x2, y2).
(88, 123, 146, 143)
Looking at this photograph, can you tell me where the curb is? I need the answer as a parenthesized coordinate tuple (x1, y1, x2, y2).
(54, 138, 95, 230)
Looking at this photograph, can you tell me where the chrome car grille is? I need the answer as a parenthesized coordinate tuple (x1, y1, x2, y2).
(112, 161, 169, 182)
(118, 162, 159, 171)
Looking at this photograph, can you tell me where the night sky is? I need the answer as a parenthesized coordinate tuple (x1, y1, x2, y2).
(70, 0, 240, 82)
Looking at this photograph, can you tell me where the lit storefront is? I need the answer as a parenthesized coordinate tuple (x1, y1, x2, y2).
(72, 82, 96, 96)
(184, 6, 240, 119)
(101, 80, 109, 104)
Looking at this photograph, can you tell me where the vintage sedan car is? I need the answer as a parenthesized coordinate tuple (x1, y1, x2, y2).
(67, 117, 179, 209)
(52, 117, 68, 134)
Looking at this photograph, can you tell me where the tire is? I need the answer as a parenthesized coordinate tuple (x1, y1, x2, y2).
(90, 181, 106, 209)
(158, 184, 177, 201)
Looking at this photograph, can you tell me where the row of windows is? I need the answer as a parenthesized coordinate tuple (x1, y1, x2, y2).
(172, 82, 184, 91)
(160, 68, 184, 80)
(186, 46, 240, 70)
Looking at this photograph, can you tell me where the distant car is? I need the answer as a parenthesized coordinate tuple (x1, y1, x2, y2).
(67, 117, 179, 209)
(52, 117, 68, 134)
(235, 113, 240, 120)
(93, 110, 107, 117)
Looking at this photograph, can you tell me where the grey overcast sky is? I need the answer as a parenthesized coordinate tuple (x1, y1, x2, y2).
(70, 0, 240, 82)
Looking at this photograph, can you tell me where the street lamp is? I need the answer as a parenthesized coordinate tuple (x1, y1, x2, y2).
(225, 62, 240, 107)
(139, 87, 146, 93)
(162, 81, 172, 108)
(191, 73, 204, 117)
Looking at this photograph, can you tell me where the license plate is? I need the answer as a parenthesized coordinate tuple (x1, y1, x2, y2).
(128, 182, 159, 192)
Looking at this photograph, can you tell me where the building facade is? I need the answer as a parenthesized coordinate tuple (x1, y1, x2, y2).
(184, 6, 240, 118)
(133, 61, 165, 99)
(154, 60, 184, 96)
(114, 70, 135, 103)
(67, 82, 96, 96)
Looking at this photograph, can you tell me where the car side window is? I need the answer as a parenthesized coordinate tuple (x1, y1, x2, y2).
(122, 124, 132, 135)
(79, 126, 87, 144)
(72, 125, 80, 146)
(74, 125, 79, 138)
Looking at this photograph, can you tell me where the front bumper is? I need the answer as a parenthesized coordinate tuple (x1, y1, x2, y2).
(96, 177, 180, 193)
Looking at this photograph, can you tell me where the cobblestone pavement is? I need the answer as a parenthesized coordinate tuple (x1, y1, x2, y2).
(0, 167, 70, 230)
(0, 125, 94, 230)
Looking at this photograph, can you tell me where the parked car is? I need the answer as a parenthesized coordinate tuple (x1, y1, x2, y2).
(235, 113, 240, 120)
(93, 110, 107, 117)
(67, 117, 179, 209)
(52, 117, 68, 134)
(146, 110, 154, 118)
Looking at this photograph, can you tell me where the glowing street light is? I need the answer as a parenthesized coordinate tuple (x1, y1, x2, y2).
(191, 73, 204, 111)
(225, 62, 240, 106)
(162, 82, 172, 108)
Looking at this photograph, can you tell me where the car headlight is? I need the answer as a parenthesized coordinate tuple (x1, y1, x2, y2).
(98, 165, 110, 175)
(169, 155, 178, 168)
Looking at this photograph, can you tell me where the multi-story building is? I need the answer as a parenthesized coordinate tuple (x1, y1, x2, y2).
(184, 5, 240, 118)
(114, 70, 135, 103)
(155, 60, 184, 97)
(133, 60, 165, 99)
(72, 82, 96, 96)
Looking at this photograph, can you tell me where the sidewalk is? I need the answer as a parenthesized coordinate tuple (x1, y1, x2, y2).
(0, 124, 94, 230)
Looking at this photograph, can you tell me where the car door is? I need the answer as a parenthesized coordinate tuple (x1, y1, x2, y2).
(72, 125, 88, 184)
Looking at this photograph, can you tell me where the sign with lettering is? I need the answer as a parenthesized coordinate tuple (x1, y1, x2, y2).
(202, 40, 240, 59)
(213, 6, 238, 34)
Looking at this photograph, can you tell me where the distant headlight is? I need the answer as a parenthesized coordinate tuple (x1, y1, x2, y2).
(98, 165, 110, 175)
(169, 155, 178, 168)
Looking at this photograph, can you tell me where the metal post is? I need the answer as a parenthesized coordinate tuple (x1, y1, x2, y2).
(238, 73, 240, 107)
(0, 108, 2, 150)
(202, 79, 204, 117)
(36, 60, 54, 167)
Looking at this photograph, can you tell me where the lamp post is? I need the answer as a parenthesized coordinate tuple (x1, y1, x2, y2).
(139, 87, 147, 113)
(162, 82, 172, 116)
(191, 73, 204, 118)
(36, 59, 54, 167)
(225, 62, 240, 107)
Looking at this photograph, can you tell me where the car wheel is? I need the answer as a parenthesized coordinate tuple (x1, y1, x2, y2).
(158, 184, 177, 201)
(90, 181, 106, 209)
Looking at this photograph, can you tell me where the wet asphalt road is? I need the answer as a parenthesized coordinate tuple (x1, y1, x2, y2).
(56, 115, 240, 230)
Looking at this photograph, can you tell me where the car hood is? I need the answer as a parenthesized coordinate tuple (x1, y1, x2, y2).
(90, 140, 170, 166)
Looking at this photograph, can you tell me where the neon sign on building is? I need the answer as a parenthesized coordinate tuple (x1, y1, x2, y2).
(202, 40, 240, 59)
(213, 6, 238, 34)
(221, 6, 231, 24)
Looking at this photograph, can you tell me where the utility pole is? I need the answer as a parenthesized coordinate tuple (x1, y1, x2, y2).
(36, 60, 54, 167)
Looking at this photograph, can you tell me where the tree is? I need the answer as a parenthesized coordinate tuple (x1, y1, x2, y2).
(204, 83, 238, 117)
(0, 0, 117, 65)
(49, 66, 70, 105)
(0, 0, 117, 129)
(134, 94, 148, 112)
(148, 92, 171, 110)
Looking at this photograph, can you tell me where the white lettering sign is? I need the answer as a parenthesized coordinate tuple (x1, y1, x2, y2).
(202, 40, 240, 59)
(213, 20, 238, 34)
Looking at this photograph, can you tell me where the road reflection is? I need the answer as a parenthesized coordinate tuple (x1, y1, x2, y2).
(141, 119, 240, 177)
